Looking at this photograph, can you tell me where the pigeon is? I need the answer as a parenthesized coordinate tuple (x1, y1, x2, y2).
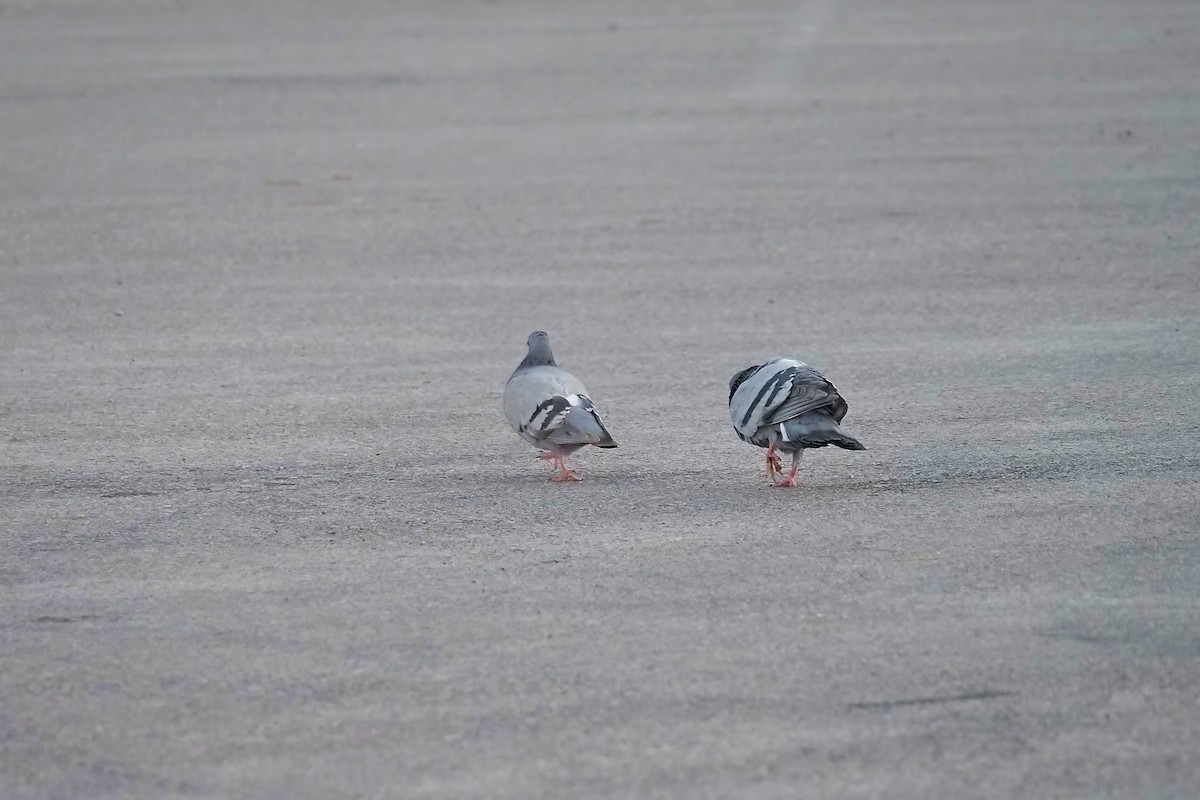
(503, 331, 617, 481)
(728, 357, 865, 487)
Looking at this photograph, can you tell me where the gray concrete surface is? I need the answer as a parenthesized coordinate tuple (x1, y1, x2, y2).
(2, 0, 1199, 797)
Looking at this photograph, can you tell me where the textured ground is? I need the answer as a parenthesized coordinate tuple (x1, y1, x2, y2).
(2, 1, 1199, 798)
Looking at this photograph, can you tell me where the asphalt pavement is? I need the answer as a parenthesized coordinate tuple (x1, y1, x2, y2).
(2, 1, 1198, 797)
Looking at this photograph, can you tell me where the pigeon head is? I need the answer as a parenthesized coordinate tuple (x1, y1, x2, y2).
(728, 364, 763, 404)
(521, 330, 557, 367)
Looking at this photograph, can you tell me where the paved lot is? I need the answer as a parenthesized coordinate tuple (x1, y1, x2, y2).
(2, 1, 1198, 797)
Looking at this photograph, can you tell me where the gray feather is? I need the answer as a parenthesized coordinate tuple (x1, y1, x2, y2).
(503, 332, 617, 453)
(778, 410, 865, 451)
(729, 356, 864, 452)
(547, 396, 615, 447)
(730, 358, 812, 438)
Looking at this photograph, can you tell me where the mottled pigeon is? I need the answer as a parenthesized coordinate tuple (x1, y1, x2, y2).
(503, 331, 617, 481)
(728, 357, 865, 487)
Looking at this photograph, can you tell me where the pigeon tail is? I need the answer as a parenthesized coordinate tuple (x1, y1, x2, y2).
(548, 402, 617, 448)
(780, 411, 866, 451)
(593, 432, 618, 449)
(829, 428, 866, 451)
(585, 405, 618, 448)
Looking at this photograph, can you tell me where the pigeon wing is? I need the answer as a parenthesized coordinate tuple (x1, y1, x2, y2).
(504, 365, 589, 443)
(731, 358, 847, 438)
(546, 394, 616, 446)
(763, 364, 848, 426)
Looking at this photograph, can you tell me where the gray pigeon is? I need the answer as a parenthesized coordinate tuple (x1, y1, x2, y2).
(504, 331, 616, 481)
(728, 357, 865, 487)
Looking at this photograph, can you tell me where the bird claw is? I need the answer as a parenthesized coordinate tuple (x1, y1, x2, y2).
(551, 470, 582, 482)
(766, 452, 783, 480)
(772, 468, 799, 488)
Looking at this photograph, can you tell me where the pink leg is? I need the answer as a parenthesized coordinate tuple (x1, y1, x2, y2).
(773, 466, 799, 488)
(772, 451, 802, 488)
(549, 454, 582, 482)
(765, 443, 783, 481)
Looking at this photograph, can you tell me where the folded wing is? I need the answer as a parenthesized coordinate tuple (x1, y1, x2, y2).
(730, 358, 847, 439)
(505, 367, 616, 447)
(547, 395, 616, 447)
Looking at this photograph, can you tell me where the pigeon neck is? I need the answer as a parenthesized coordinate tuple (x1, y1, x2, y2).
(521, 343, 556, 368)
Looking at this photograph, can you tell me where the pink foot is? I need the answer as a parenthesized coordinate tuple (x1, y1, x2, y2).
(544, 454, 582, 482)
(765, 445, 783, 480)
(772, 468, 799, 488)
